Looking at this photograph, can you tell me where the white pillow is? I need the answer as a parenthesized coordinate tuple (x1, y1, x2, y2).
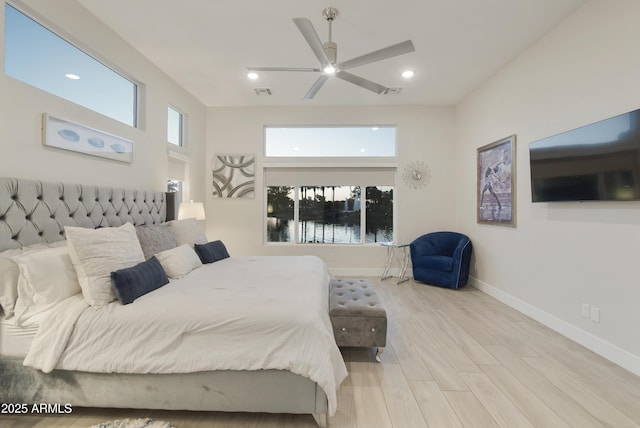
(65, 223, 145, 306)
(164, 218, 207, 247)
(12, 246, 81, 326)
(0, 256, 19, 320)
(0, 242, 66, 320)
(155, 244, 202, 279)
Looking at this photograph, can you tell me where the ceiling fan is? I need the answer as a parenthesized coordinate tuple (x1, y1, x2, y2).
(247, 7, 415, 100)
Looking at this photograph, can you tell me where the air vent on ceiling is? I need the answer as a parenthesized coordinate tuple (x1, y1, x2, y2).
(254, 88, 272, 96)
(383, 87, 403, 95)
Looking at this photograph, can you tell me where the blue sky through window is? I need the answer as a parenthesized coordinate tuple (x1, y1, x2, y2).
(4, 4, 137, 127)
(265, 126, 396, 157)
(167, 106, 182, 146)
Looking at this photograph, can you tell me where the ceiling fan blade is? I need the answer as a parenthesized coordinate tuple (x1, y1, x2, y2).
(303, 74, 329, 100)
(335, 71, 388, 94)
(247, 67, 321, 72)
(339, 40, 415, 70)
(293, 17, 331, 68)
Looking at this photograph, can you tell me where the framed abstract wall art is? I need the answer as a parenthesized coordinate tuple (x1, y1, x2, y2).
(212, 154, 255, 198)
(43, 114, 133, 163)
(477, 135, 516, 226)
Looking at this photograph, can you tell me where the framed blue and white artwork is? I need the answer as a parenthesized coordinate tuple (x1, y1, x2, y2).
(43, 114, 133, 163)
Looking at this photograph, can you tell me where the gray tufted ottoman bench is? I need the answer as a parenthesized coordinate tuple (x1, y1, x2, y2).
(329, 279, 387, 362)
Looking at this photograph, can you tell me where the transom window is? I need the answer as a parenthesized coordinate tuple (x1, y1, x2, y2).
(4, 4, 137, 127)
(265, 126, 396, 157)
(264, 126, 396, 245)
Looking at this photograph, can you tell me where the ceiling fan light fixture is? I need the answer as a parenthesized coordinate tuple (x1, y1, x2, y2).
(247, 71, 260, 80)
(253, 7, 415, 99)
(323, 65, 337, 75)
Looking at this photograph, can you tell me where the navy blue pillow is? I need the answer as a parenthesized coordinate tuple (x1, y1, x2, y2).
(111, 256, 169, 305)
(194, 240, 230, 264)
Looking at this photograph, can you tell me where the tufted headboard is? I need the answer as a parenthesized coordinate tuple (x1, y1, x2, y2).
(0, 177, 169, 252)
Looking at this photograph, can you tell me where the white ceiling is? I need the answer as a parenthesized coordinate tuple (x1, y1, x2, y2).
(76, 0, 586, 107)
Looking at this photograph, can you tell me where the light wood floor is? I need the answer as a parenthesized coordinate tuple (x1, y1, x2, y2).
(3, 277, 640, 427)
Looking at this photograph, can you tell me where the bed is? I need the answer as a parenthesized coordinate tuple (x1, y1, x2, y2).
(0, 177, 347, 426)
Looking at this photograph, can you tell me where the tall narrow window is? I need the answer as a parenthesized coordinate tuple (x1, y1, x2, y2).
(365, 186, 394, 243)
(167, 106, 183, 146)
(4, 4, 137, 126)
(267, 187, 294, 243)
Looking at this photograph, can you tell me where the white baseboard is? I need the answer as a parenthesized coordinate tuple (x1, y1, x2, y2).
(470, 276, 640, 377)
(329, 267, 386, 277)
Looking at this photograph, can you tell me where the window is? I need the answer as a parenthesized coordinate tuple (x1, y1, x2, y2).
(167, 179, 183, 204)
(267, 185, 393, 244)
(167, 106, 183, 146)
(264, 126, 396, 245)
(265, 126, 396, 157)
(4, 4, 137, 126)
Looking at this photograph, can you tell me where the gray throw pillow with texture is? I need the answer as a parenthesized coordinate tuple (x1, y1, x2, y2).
(136, 225, 178, 259)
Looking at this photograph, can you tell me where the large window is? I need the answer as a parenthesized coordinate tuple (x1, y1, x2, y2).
(265, 125, 396, 245)
(267, 185, 393, 244)
(4, 4, 137, 126)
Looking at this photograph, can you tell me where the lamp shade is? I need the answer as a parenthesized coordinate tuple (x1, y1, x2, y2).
(178, 201, 206, 220)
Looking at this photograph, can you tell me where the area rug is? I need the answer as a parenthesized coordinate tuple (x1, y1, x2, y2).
(90, 418, 176, 428)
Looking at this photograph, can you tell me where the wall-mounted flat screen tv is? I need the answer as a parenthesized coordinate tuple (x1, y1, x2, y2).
(529, 108, 640, 202)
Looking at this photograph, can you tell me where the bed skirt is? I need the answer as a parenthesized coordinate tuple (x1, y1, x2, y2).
(0, 357, 328, 425)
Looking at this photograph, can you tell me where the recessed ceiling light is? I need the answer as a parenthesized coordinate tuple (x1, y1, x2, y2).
(247, 72, 260, 80)
(65, 73, 80, 80)
(372, 127, 379, 131)
(401, 70, 415, 79)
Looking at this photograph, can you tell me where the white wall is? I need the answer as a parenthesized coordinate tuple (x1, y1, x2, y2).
(206, 106, 456, 274)
(455, 0, 640, 375)
(0, 0, 206, 198)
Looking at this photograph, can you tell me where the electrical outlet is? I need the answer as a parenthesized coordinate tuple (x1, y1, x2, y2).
(590, 306, 600, 323)
(581, 303, 590, 318)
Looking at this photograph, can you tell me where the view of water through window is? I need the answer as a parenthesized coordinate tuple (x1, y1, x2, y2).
(267, 185, 392, 244)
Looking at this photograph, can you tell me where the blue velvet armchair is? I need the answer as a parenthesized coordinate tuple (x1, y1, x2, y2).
(409, 232, 473, 289)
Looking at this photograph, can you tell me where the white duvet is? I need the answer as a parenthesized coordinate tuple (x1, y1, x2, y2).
(24, 256, 348, 415)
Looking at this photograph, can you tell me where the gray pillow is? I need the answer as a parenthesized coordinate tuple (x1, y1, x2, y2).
(135, 225, 178, 260)
(164, 219, 207, 247)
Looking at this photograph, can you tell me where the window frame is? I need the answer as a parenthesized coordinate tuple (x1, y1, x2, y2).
(264, 125, 397, 163)
(4, 2, 140, 127)
(265, 184, 395, 245)
(167, 105, 184, 147)
(263, 125, 397, 246)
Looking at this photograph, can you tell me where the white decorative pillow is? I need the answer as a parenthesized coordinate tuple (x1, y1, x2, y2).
(155, 244, 202, 279)
(65, 223, 145, 306)
(13, 246, 81, 326)
(0, 242, 66, 320)
(0, 256, 19, 320)
(164, 218, 207, 247)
